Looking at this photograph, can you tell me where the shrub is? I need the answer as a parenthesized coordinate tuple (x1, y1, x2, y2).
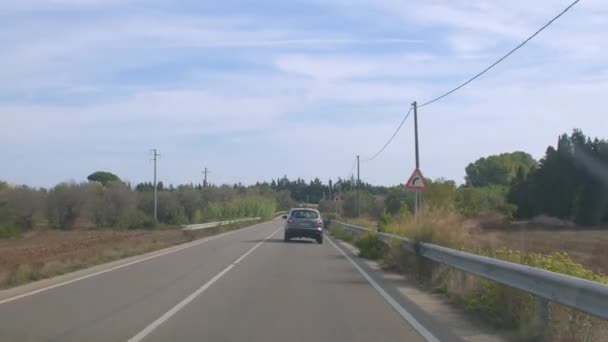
(354, 231, 386, 260)
(382, 207, 473, 249)
(328, 226, 355, 242)
(0, 224, 20, 238)
(47, 182, 96, 229)
(0, 186, 46, 230)
(456, 186, 515, 219)
(92, 182, 137, 228)
(342, 190, 383, 218)
(120, 210, 156, 230)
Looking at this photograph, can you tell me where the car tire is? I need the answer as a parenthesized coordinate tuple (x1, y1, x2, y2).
(284, 234, 290, 242)
(317, 237, 323, 244)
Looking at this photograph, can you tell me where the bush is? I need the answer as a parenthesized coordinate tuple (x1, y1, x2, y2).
(92, 182, 137, 228)
(354, 232, 386, 260)
(120, 210, 156, 230)
(318, 200, 338, 214)
(0, 186, 46, 230)
(177, 189, 203, 223)
(202, 196, 276, 221)
(47, 182, 96, 229)
(157, 192, 188, 225)
(342, 190, 383, 218)
(381, 207, 474, 249)
(456, 186, 515, 219)
(0, 224, 20, 238)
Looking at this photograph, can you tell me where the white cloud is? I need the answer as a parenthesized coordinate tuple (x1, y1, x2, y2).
(0, 0, 123, 11)
(2, 0, 608, 187)
(446, 33, 498, 54)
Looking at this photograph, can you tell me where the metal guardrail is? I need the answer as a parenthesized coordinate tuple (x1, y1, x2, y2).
(182, 217, 261, 231)
(274, 211, 288, 217)
(332, 220, 608, 320)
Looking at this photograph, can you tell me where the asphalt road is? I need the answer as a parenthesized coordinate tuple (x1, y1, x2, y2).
(0, 219, 431, 342)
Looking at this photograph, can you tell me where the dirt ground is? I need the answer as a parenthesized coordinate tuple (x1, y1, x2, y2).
(0, 224, 251, 288)
(1, 229, 181, 265)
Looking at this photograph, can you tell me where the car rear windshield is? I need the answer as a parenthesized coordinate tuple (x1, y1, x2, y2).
(291, 210, 319, 219)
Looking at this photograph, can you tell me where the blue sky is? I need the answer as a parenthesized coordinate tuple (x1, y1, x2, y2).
(2, 0, 607, 187)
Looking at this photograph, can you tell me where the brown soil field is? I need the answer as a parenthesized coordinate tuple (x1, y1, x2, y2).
(0, 222, 258, 288)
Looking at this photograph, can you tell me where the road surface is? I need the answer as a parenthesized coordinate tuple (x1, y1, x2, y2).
(0, 219, 438, 342)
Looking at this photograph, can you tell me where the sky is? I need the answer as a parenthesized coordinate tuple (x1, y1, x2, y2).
(1, 0, 607, 188)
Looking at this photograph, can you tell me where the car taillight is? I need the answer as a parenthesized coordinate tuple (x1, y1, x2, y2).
(287, 219, 293, 223)
(315, 219, 323, 227)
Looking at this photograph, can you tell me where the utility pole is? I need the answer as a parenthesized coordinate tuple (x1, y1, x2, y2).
(202, 167, 211, 188)
(357, 155, 360, 217)
(328, 179, 332, 202)
(413, 101, 421, 216)
(151, 149, 160, 222)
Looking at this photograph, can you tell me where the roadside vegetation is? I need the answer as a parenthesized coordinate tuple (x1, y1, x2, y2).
(0, 173, 290, 288)
(0, 173, 286, 234)
(324, 129, 608, 341)
(2, 129, 606, 339)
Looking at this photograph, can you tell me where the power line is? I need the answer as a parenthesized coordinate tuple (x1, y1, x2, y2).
(419, 0, 580, 108)
(362, 106, 413, 162)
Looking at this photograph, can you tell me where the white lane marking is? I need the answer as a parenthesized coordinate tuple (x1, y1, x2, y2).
(327, 235, 440, 342)
(0, 222, 273, 306)
(127, 227, 280, 342)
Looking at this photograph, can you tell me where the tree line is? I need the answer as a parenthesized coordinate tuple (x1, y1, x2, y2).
(312, 129, 608, 227)
(0, 177, 286, 236)
(2, 128, 605, 237)
(508, 130, 608, 225)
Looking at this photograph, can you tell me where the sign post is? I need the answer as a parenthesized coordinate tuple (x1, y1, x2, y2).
(406, 168, 428, 216)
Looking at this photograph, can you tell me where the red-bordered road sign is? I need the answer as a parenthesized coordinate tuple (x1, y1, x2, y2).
(406, 169, 428, 190)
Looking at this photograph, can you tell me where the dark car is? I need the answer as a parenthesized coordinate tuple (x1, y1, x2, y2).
(283, 208, 323, 244)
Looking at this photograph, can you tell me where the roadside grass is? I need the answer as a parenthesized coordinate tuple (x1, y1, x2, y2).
(328, 210, 608, 342)
(0, 219, 262, 289)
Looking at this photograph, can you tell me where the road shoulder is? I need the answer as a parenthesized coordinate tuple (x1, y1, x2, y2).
(329, 234, 510, 342)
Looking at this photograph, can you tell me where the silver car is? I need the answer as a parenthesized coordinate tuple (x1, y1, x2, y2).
(283, 208, 323, 244)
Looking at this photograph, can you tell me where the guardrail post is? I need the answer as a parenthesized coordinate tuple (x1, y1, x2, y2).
(459, 270, 466, 289)
(534, 297, 549, 334)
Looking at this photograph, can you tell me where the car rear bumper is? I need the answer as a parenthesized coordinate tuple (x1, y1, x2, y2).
(285, 228, 323, 239)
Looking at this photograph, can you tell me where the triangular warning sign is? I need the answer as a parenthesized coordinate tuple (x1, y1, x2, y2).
(406, 169, 428, 190)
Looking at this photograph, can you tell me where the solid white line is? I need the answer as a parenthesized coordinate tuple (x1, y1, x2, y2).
(326, 235, 440, 342)
(127, 227, 280, 342)
(0, 222, 269, 306)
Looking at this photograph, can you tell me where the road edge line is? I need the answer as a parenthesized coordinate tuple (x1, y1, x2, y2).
(0, 222, 268, 306)
(127, 227, 280, 342)
(326, 234, 440, 342)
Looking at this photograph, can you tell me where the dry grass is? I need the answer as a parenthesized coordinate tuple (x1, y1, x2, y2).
(347, 210, 608, 276)
(342, 216, 378, 230)
(332, 210, 608, 341)
(477, 228, 608, 276)
(0, 220, 260, 289)
(382, 207, 479, 249)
